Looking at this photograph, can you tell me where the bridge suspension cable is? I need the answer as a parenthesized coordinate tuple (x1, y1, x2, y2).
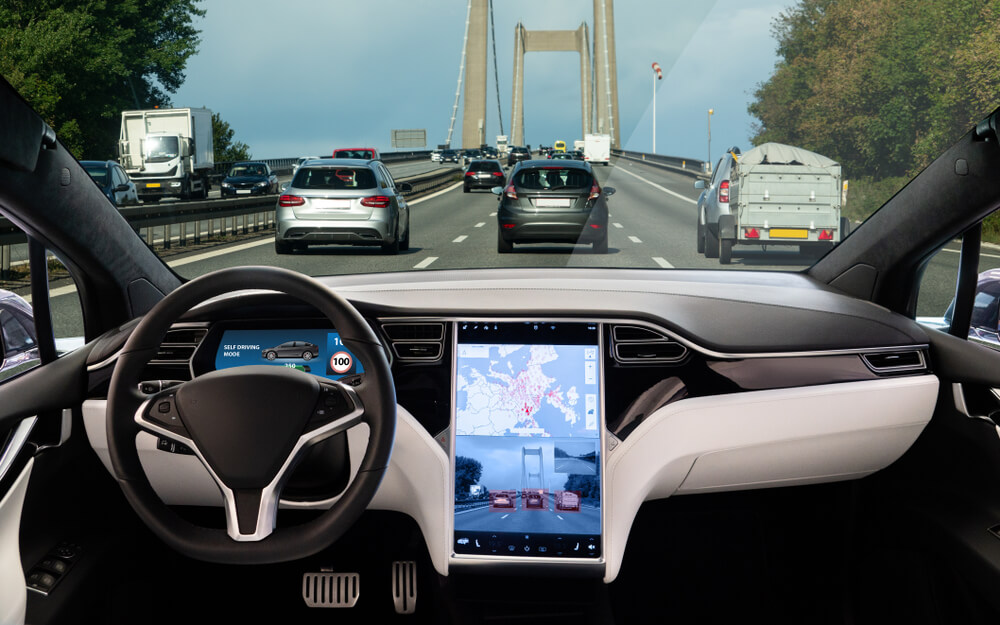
(489, 0, 504, 137)
(445, 0, 473, 148)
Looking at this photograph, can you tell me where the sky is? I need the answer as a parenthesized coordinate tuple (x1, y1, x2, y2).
(172, 0, 789, 162)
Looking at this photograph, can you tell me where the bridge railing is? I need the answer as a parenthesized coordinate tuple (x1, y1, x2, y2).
(211, 150, 433, 182)
(612, 149, 710, 179)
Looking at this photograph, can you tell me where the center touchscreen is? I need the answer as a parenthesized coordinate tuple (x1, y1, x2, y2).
(453, 321, 602, 559)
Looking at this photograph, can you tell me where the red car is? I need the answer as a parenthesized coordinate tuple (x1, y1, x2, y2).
(332, 147, 381, 161)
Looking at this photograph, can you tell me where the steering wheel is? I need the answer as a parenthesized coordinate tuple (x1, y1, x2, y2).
(106, 266, 395, 564)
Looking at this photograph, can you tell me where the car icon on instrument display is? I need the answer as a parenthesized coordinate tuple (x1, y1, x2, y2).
(261, 341, 319, 361)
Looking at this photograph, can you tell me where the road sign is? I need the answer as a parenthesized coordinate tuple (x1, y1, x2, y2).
(391, 129, 426, 148)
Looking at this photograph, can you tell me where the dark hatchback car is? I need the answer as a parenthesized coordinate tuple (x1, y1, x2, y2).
(261, 340, 319, 361)
(493, 160, 615, 254)
(220, 162, 279, 197)
(506, 146, 531, 167)
(80, 160, 138, 206)
(440, 149, 460, 163)
(463, 159, 505, 192)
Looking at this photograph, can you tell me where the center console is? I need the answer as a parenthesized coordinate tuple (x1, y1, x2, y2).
(451, 321, 604, 564)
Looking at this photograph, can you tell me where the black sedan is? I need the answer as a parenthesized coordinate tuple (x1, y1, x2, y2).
(463, 159, 505, 192)
(493, 160, 614, 254)
(80, 160, 138, 206)
(220, 162, 278, 197)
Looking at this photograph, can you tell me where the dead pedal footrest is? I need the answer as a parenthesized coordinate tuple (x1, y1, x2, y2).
(302, 572, 360, 608)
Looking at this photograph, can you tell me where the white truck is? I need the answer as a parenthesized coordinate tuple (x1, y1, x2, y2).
(496, 135, 509, 158)
(119, 108, 214, 202)
(717, 142, 848, 264)
(573, 139, 585, 152)
(584, 133, 611, 166)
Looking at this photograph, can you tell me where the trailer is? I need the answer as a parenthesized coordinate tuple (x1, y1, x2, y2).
(584, 134, 611, 166)
(716, 142, 848, 264)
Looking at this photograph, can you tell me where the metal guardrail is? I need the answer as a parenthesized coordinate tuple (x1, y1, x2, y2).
(210, 151, 433, 183)
(0, 164, 460, 272)
(612, 149, 709, 178)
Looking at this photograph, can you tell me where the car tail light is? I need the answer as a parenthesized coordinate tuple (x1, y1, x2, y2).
(493, 171, 503, 177)
(744, 227, 760, 239)
(502, 223, 515, 229)
(589, 224, 603, 229)
(589, 182, 601, 201)
(279, 194, 305, 207)
(465, 171, 475, 177)
(361, 195, 391, 208)
(718, 180, 730, 203)
(504, 183, 517, 199)
(819, 229, 834, 240)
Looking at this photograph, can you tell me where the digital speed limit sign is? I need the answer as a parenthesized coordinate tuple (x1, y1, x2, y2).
(329, 351, 354, 375)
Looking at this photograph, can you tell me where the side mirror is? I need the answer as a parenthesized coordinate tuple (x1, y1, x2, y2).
(694, 179, 706, 189)
(398, 182, 413, 194)
(115, 183, 131, 192)
(491, 186, 503, 195)
(604, 187, 616, 197)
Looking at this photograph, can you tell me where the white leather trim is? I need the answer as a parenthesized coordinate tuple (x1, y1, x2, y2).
(0, 458, 32, 625)
(82, 401, 450, 575)
(602, 375, 939, 582)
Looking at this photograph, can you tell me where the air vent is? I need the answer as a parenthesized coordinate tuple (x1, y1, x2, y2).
(381, 321, 445, 362)
(150, 326, 207, 365)
(611, 324, 688, 364)
(861, 350, 926, 373)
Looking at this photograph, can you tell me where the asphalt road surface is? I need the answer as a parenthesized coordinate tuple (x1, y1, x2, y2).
(455, 494, 600, 535)
(33, 157, 1000, 340)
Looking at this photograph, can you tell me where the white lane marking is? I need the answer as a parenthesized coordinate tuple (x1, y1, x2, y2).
(414, 256, 438, 269)
(167, 237, 274, 268)
(453, 235, 468, 243)
(501, 514, 510, 520)
(628, 235, 642, 243)
(615, 166, 698, 205)
(489, 212, 497, 217)
(652, 257, 674, 268)
(556, 515, 564, 521)
(408, 181, 464, 205)
(613, 222, 623, 229)
(475, 222, 486, 228)
(941, 247, 1000, 260)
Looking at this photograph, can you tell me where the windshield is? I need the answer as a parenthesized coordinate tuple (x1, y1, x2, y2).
(228, 164, 265, 177)
(4, 1, 997, 279)
(144, 135, 179, 163)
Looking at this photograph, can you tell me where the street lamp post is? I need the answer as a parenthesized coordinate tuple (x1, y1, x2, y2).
(707, 108, 714, 173)
(651, 62, 662, 153)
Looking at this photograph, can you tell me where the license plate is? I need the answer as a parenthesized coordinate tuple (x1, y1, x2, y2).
(535, 198, 571, 208)
(314, 199, 351, 210)
(146, 183, 160, 188)
(769, 228, 808, 239)
(236, 189, 251, 195)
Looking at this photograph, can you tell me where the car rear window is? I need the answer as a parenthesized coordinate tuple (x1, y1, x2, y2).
(293, 167, 378, 190)
(334, 149, 374, 159)
(513, 168, 592, 190)
(469, 161, 501, 172)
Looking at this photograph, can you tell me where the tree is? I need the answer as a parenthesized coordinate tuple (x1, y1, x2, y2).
(748, 0, 1000, 180)
(212, 112, 251, 163)
(0, 0, 204, 158)
(563, 474, 599, 500)
(454, 456, 483, 498)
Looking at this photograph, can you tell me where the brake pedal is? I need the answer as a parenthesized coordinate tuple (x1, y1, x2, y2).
(392, 560, 417, 614)
(302, 571, 360, 608)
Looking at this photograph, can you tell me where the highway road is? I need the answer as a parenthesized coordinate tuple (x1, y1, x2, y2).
(32, 157, 996, 340)
(455, 494, 600, 535)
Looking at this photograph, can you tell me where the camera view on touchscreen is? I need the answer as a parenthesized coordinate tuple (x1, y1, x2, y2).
(453, 322, 601, 559)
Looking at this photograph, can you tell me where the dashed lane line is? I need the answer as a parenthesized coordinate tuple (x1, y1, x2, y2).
(613, 222, 623, 229)
(652, 257, 674, 268)
(413, 256, 438, 269)
(475, 222, 486, 228)
(453, 235, 468, 243)
(615, 166, 698, 205)
(628, 235, 642, 243)
(489, 212, 497, 217)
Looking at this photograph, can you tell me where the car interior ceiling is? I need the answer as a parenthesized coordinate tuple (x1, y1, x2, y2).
(8, 71, 1000, 622)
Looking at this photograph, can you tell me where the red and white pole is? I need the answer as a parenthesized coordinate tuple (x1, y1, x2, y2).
(651, 62, 663, 153)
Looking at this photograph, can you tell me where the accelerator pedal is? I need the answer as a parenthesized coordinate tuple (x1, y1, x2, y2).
(392, 560, 417, 614)
(302, 571, 360, 608)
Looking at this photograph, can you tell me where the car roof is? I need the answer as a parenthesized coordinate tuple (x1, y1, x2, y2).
(299, 158, 375, 166)
(516, 159, 590, 169)
(79, 160, 112, 166)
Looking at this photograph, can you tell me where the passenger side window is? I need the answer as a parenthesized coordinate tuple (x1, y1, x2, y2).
(916, 209, 1000, 351)
(381, 165, 396, 191)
